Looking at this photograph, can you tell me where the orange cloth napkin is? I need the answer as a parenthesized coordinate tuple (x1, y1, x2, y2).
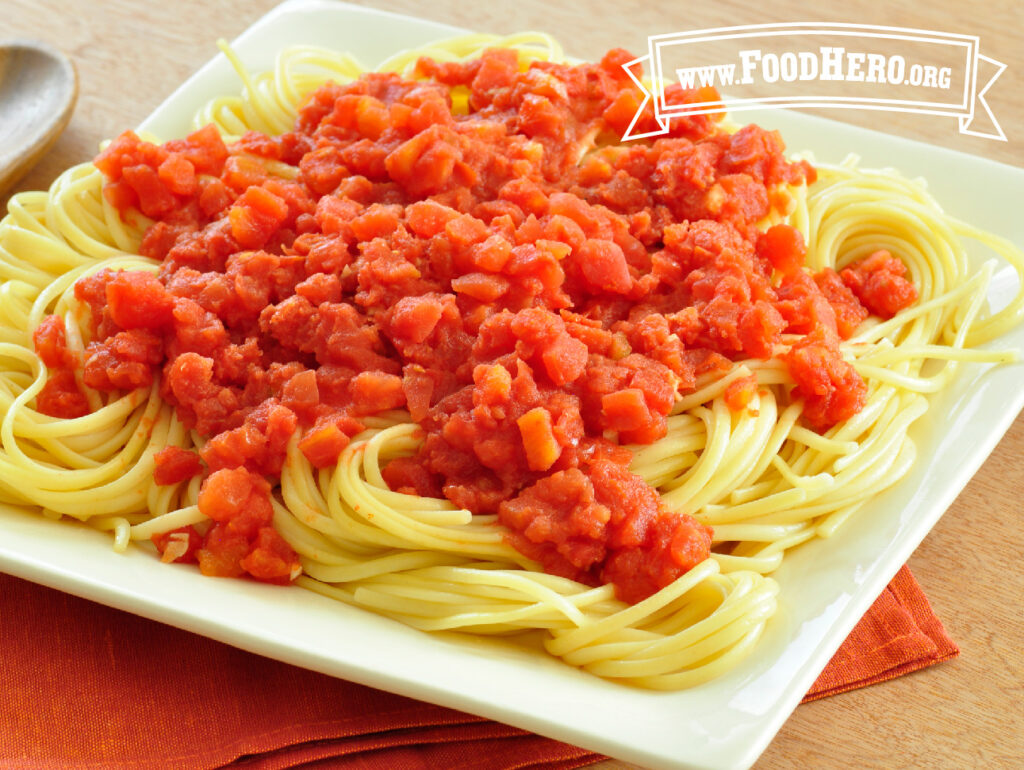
(803, 565, 959, 701)
(0, 565, 956, 769)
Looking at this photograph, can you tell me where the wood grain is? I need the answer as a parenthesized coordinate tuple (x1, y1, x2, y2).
(4, 2, 1022, 768)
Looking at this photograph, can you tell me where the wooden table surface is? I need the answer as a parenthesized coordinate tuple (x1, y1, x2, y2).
(5, 1, 1022, 768)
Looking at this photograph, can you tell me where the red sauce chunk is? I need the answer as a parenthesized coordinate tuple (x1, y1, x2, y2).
(32, 316, 89, 418)
(499, 461, 712, 604)
(153, 446, 204, 486)
(66, 48, 919, 600)
(192, 467, 300, 583)
(840, 249, 918, 317)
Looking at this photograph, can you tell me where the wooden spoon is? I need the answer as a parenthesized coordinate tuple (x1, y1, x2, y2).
(0, 40, 78, 195)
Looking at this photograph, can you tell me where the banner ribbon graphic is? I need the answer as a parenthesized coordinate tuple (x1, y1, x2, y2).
(622, 22, 1006, 142)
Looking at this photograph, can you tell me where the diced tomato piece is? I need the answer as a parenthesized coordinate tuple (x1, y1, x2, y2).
(445, 213, 489, 246)
(229, 186, 289, 249)
(198, 177, 234, 218)
(499, 468, 610, 577)
(815, 268, 869, 338)
(578, 239, 632, 294)
(294, 272, 342, 305)
(197, 466, 274, 538)
(601, 388, 650, 433)
(349, 371, 406, 414)
(199, 401, 297, 475)
(35, 370, 89, 418)
(297, 422, 350, 468)
(381, 455, 442, 497)
(33, 315, 71, 368)
(405, 199, 459, 238)
(602, 88, 645, 136)
(314, 194, 361, 236)
(840, 250, 918, 317)
(517, 406, 561, 471)
(168, 124, 229, 176)
(723, 374, 758, 412)
(539, 333, 588, 386)
(281, 369, 319, 421)
(387, 294, 444, 344)
(601, 513, 712, 604)
(158, 153, 198, 196)
(82, 329, 163, 391)
(240, 526, 301, 584)
(738, 300, 786, 358)
(196, 522, 250, 578)
(385, 124, 460, 197)
(757, 224, 806, 277)
(349, 203, 401, 241)
(451, 272, 509, 303)
(234, 130, 283, 160)
(105, 270, 175, 330)
(122, 164, 176, 218)
(470, 235, 513, 272)
(222, 155, 267, 191)
(470, 47, 519, 95)
(402, 367, 435, 422)
(262, 178, 315, 227)
(299, 145, 349, 195)
(785, 328, 867, 431)
(102, 179, 138, 213)
(95, 130, 143, 180)
(473, 363, 512, 405)
(518, 93, 564, 138)
(153, 446, 204, 485)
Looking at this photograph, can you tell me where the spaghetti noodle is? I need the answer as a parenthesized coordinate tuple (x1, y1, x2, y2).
(0, 33, 1021, 690)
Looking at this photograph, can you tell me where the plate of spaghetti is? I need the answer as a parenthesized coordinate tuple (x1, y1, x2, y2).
(1, 1, 1022, 768)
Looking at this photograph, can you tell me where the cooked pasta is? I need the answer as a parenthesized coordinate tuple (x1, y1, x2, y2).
(0, 33, 1020, 690)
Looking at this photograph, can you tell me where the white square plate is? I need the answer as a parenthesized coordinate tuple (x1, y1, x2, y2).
(1, 2, 1022, 768)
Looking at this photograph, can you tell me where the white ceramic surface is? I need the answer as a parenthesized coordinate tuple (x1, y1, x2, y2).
(1, 2, 1022, 769)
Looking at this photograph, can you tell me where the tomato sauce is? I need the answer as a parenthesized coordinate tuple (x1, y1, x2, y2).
(35, 48, 917, 601)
